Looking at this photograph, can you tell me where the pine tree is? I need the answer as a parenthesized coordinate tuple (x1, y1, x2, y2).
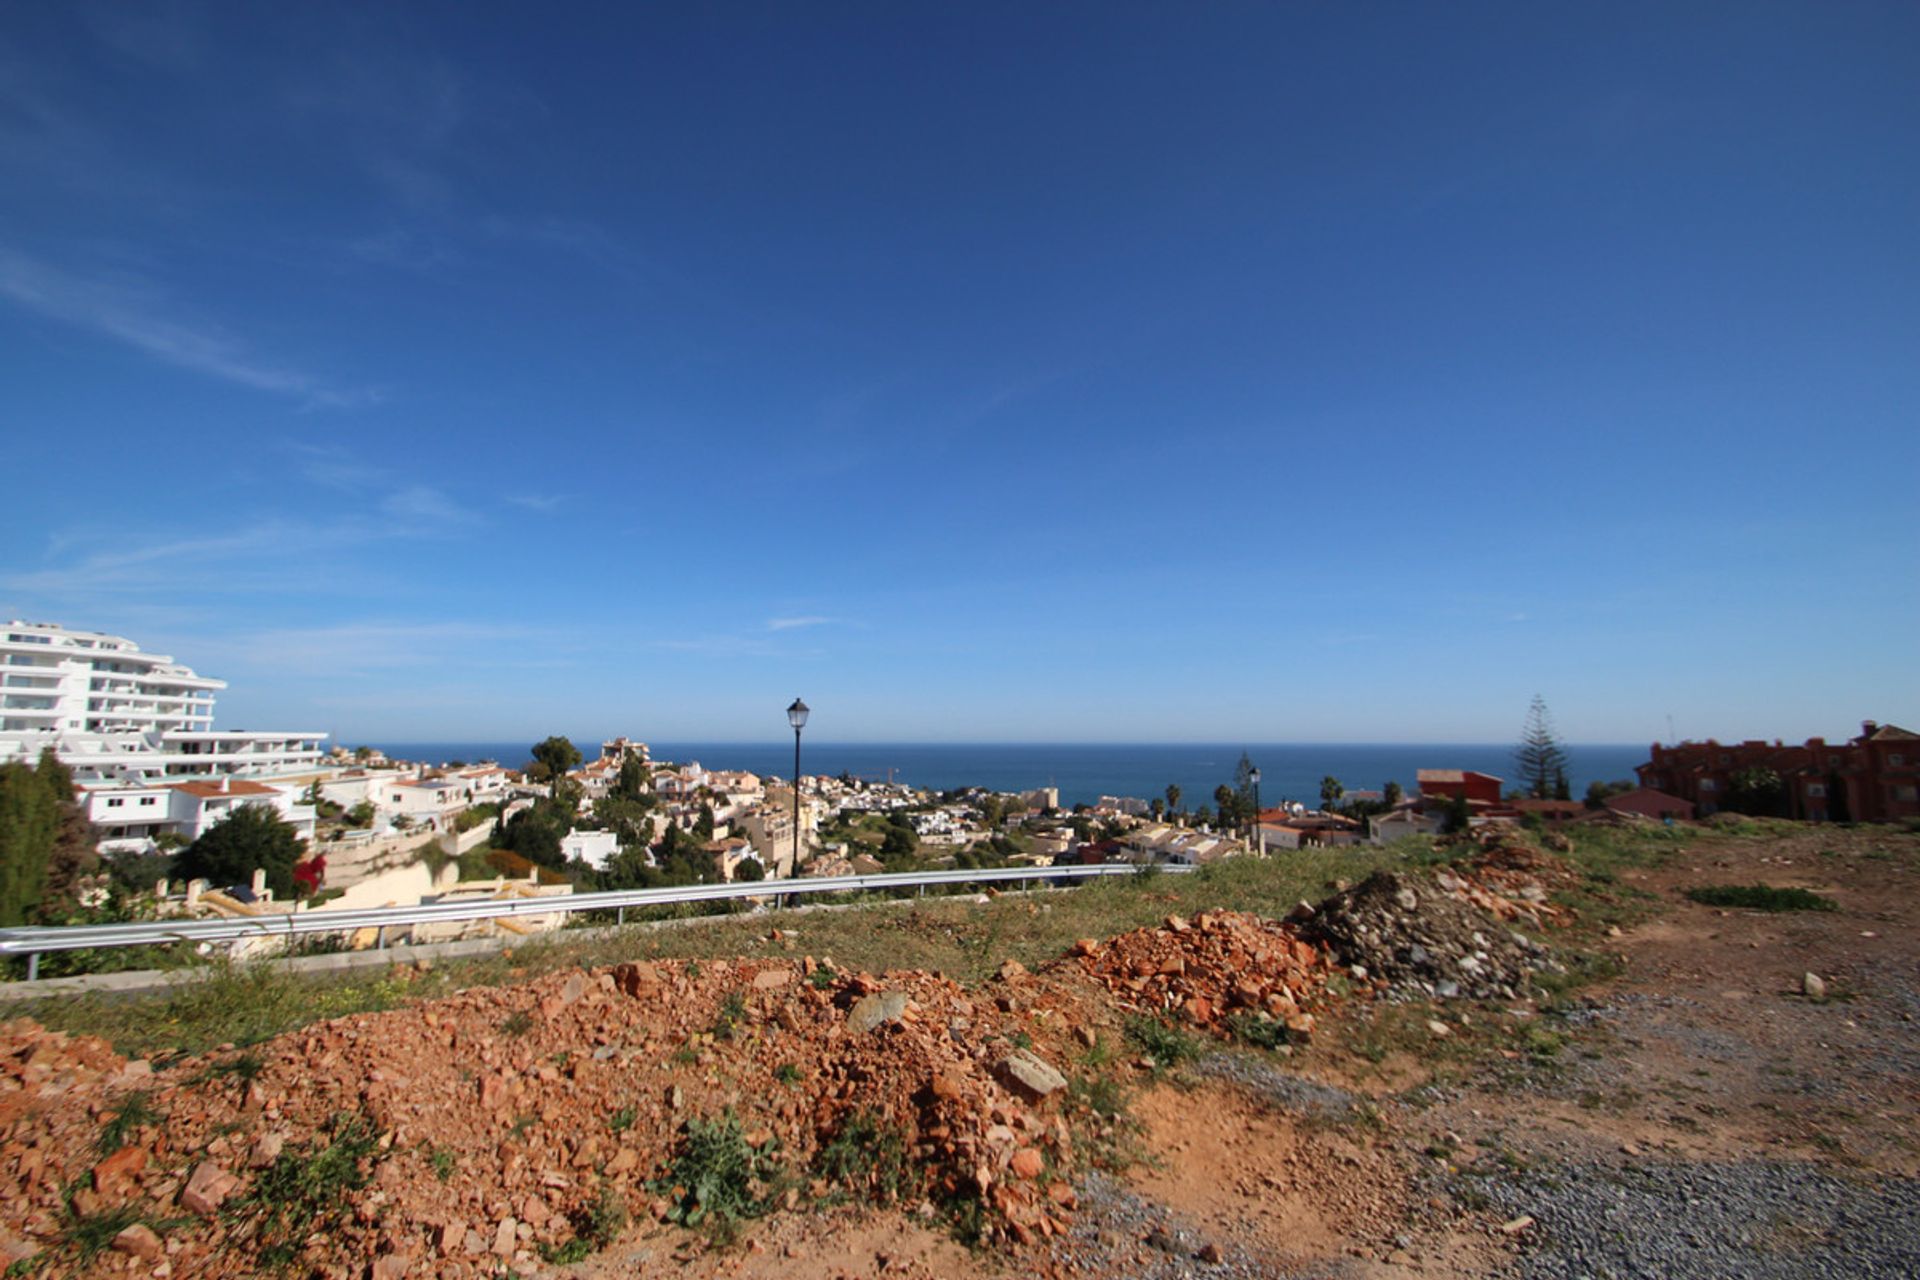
(1514, 695, 1570, 800)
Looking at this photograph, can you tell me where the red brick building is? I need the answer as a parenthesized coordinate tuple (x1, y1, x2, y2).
(1637, 721, 1920, 824)
(1415, 769, 1504, 808)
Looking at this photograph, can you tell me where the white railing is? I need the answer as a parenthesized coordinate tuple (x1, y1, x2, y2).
(0, 862, 1184, 981)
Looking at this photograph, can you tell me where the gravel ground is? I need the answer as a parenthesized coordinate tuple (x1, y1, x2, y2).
(1053, 1171, 1355, 1280)
(1191, 1050, 1364, 1120)
(1479, 1158, 1920, 1279)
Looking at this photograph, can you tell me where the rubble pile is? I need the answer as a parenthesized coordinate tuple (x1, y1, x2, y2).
(0, 879, 1572, 1274)
(1443, 839, 1578, 928)
(1301, 870, 1557, 1000)
(1069, 910, 1334, 1040)
(0, 956, 1090, 1275)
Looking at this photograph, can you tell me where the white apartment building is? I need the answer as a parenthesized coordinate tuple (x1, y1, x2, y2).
(87, 778, 318, 857)
(0, 621, 326, 785)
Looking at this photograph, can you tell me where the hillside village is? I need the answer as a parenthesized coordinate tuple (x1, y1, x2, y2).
(5, 622, 1917, 975)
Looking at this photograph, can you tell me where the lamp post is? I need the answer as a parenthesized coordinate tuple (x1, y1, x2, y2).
(786, 697, 809, 875)
(1249, 766, 1263, 854)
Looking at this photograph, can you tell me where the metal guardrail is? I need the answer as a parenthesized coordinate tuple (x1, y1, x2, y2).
(0, 862, 1190, 980)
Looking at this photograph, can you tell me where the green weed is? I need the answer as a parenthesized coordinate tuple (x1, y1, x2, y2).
(654, 1111, 777, 1240)
(541, 1185, 626, 1263)
(240, 1112, 380, 1268)
(1684, 884, 1839, 912)
(96, 1090, 161, 1155)
(1124, 1014, 1203, 1070)
(609, 1106, 637, 1133)
(430, 1147, 455, 1182)
(710, 990, 748, 1041)
(500, 1009, 535, 1037)
(815, 1109, 911, 1203)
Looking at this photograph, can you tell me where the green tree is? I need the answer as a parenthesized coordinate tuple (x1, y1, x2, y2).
(1513, 695, 1570, 800)
(1441, 792, 1473, 835)
(1164, 784, 1182, 820)
(1727, 766, 1786, 817)
(1149, 798, 1165, 820)
(1552, 768, 1571, 802)
(880, 813, 919, 865)
(34, 751, 98, 916)
(733, 857, 766, 883)
(527, 736, 583, 783)
(496, 804, 567, 869)
(612, 754, 651, 802)
(1383, 779, 1404, 808)
(694, 803, 716, 842)
(1319, 776, 1345, 812)
(0, 760, 58, 925)
(175, 805, 304, 899)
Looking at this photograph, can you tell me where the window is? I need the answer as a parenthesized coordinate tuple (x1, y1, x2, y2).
(1806, 784, 1825, 798)
(1699, 779, 1717, 792)
(106, 798, 124, 808)
(1891, 753, 1907, 767)
(1895, 786, 1919, 804)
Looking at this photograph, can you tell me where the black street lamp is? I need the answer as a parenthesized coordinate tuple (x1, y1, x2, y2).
(1249, 766, 1262, 853)
(786, 698, 809, 874)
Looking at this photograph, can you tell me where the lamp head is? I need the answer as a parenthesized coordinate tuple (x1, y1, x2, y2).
(786, 697, 810, 731)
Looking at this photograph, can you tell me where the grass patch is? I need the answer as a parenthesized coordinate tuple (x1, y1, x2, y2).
(710, 990, 748, 1041)
(57, 1201, 145, 1268)
(1227, 1012, 1301, 1052)
(238, 1112, 380, 1269)
(1684, 884, 1839, 912)
(654, 1111, 778, 1240)
(815, 1109, 912, 1203)
(430, 1146, 455, 1181)
(95, 1089, 161, 1155)
(500, 1009, 535, 1037)
(609, 1106, 637, 1133)
(1069, 1072, 1129, 1119)
(542, 1184, 626, 1264)
(1124, 1014, 1204, 1071)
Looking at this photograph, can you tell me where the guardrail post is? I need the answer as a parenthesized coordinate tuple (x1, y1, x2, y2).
(25, 953, 38, 982)
(617, 907, 626, 925)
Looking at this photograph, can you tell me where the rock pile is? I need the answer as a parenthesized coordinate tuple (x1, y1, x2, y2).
(1443, 840, 1578, 928)
(1301, 870, 1557, 1000)
(0, 955, 1093, 1275)
(1069, 911, 1334, 1040)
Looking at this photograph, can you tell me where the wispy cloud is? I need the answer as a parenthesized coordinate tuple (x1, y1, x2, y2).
(768, 616, 833, 631)
(214, 621, 560, 675)
(506, 493, 565, 513)
(0, 248, 370, 406)
(382, 485, 475, 526)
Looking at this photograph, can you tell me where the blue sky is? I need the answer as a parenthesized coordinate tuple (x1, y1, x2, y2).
(3, 3, 1915, 746)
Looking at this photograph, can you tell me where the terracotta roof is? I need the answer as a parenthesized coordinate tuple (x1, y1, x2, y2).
(1866, 723, 1920, 741)
(167, 779, 278, 798)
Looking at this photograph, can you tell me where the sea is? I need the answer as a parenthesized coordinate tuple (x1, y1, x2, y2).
(367, 741, 1649, 810)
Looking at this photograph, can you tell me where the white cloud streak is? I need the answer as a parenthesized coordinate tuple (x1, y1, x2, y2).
(0, 248, 369, 406)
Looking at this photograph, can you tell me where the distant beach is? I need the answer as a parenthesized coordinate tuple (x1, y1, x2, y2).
(367, 741, 1648, 810)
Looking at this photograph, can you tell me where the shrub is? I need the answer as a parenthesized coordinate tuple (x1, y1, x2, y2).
(1684, 884, 1838, 912)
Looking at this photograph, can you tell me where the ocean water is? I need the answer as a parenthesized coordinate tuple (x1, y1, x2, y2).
(369, 741, 1649, 810)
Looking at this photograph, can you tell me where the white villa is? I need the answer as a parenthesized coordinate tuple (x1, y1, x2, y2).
(1, 621, 326, 785)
